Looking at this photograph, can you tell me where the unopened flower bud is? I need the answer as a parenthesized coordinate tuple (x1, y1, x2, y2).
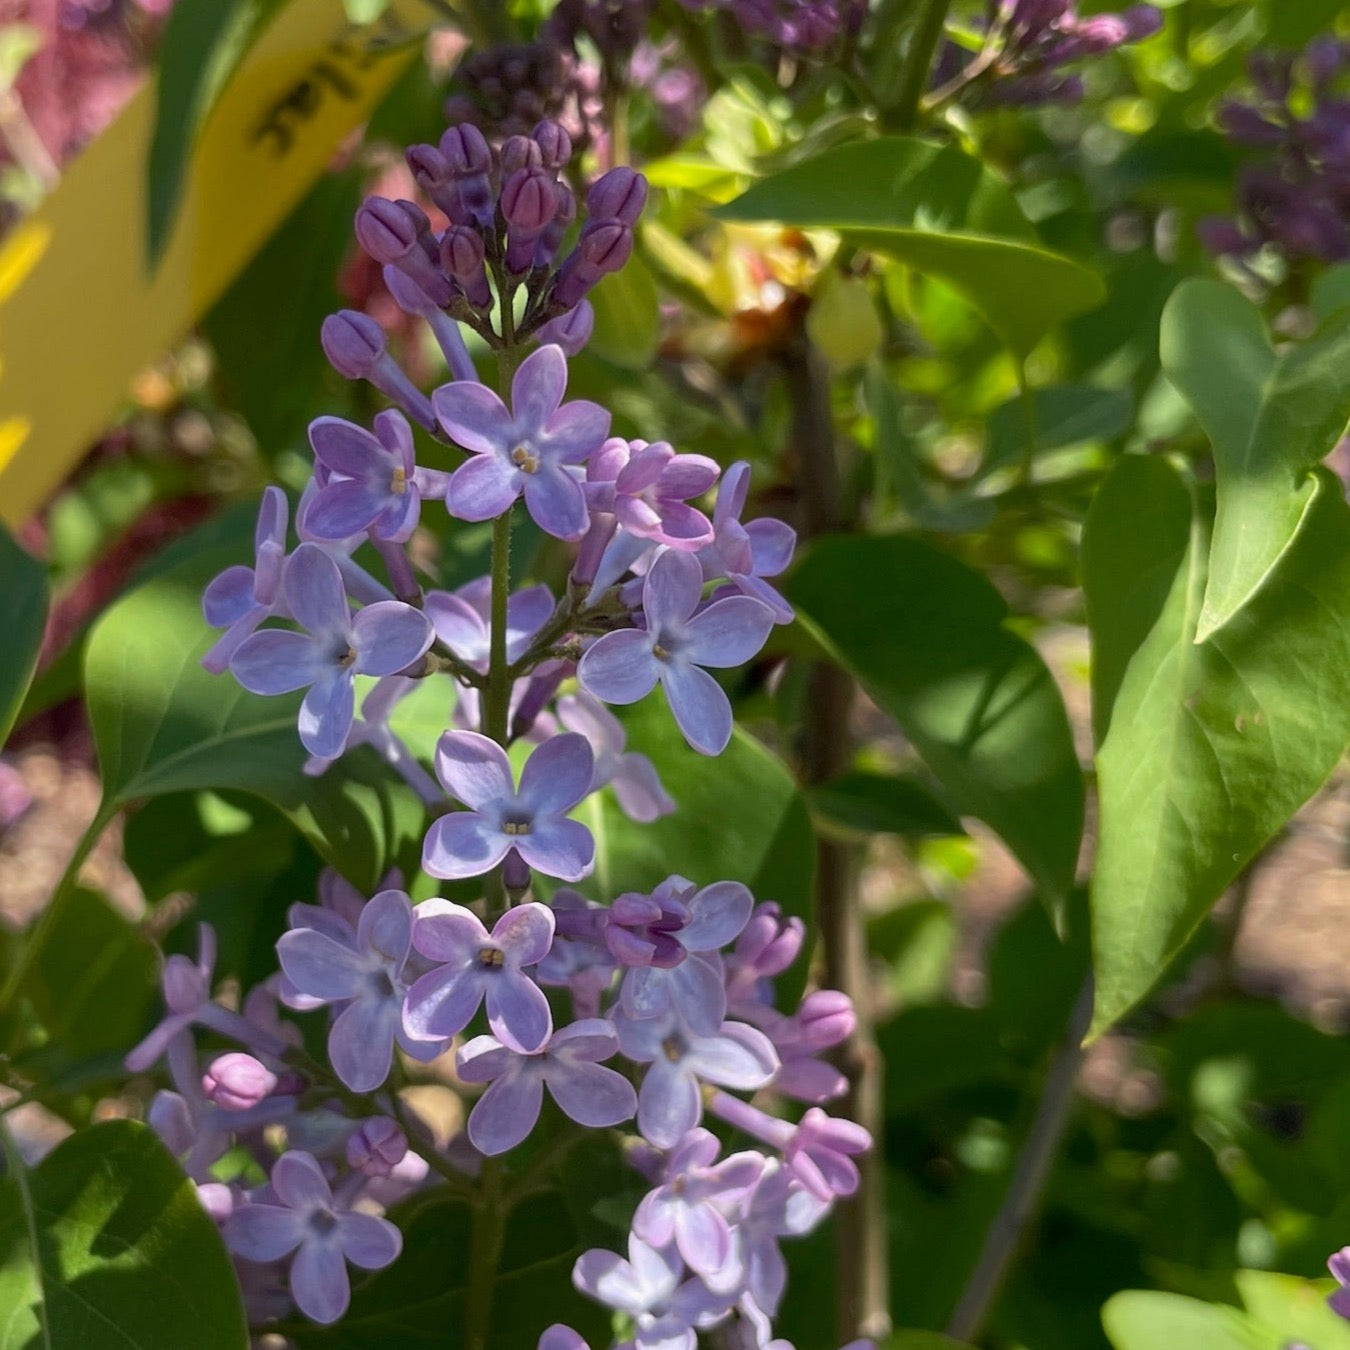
(406, 142, 454, 215)
(533, 182, 576, 269)
(440, 225, 493, 308)
(531, 119, 573, 170)
(196, 1182, 236, 1224)
(736, 902, 805, 977)
(440, 123, 495, 226)
(355, 197, 419, 263)
(346, 1117, 408, 1177)
(321, 310, 385, 378)
(798, 990, 856, 1050)
(536, 299, 594, 356)
(202, 1053, 277, 1111)
(500, 133, 544, 177)
(502, 167, 559, 237)
(586, 167, 648, 226)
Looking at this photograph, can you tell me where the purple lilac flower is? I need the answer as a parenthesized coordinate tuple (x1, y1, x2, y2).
(739, 990, 855, 1104)
(730, 1165, 829, 1323)
(698, 461, 796, 625)
(632, 1128, 764, 1288)
(619, 877, 753, 1034)
(457, 1018, 637, 1154)
(725, 902, 806, 1013)
(346, 1118, 408, 1178)
(404, 899, 555, 1052)
(277, 889, 440, 1092)
(537, 889, 619, 1018)
(421, 730, 595, 883)
(223, 1151, 401, 1325)
(433, 344, 609, 540)
(614, 1008, 779, 1148)
(573, 1236, 733, 1350)
(425, 578, 555, 673)
(579, 547, 775, 756)
(303, 411, 449, 544)
(585, 438, 719, 550)
(536, 299, 595, 355)
(555, 691, 675, 822)
(201, 486, 289, 674)
(229, 544, 433, 759)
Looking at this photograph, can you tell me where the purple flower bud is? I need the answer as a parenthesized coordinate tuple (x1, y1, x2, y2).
(798, 990, 855, 1050)
(440, 123, 496, 227)
(532, 118, 573, 170)
(1121, 5, 1162, 40)
(202, 1053, 277, 1111)
(321, 309, 385, 378)
(440, 225, 494, 309)
(534, 182, 576, 270)
(1197, 215, 1252, 258)
(355, 197, 420, 264)
(346, 1118, 409, 1177)
(737, 902, 805, 978)
(1217, 100, 1287, 147)
(1062, 14, 1130, 55)
(586, 167, 648, 225)
(580, 219, 634, 272)
(196, 1181, 236, 1224)
(503, 167, 560, 236)
(501, 133, 545, 177)
(1306, 36, 1349, 90)
(407, 142, 458, 217)
(536, 300, 594, 356)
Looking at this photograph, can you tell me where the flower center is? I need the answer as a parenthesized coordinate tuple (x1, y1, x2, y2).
(661, 1036, 685, 1063)
(510, 444, 540, 474)
(337, 645, 358, 669)
(502, 817, 532, 836)
(390, 465, 408, 495)
(477, 946, 505, 969)
(309, 1208, 339, 1237)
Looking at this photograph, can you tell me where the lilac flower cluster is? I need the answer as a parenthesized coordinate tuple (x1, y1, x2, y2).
(1201, 38, 1350, 265)
(932, 0, 1161, 109)
(146, 112, 870, 1342)
(677, 0, 866, 57)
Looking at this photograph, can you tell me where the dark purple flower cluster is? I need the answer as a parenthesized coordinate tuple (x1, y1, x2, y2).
(154, 112, 868, 1344)
(934, 0, 1161, 109)
(677, 0, 866, 57)
(1201, 38, 1350, 264)
(544, 0, 655, 74)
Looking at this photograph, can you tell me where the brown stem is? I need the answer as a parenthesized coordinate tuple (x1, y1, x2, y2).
(945, 977, 1094, 1342)
(779, 332, 891, 1342)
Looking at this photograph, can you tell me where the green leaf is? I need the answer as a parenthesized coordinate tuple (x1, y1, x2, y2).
(1160, 278, 1350, 641)
(981, 385, 1133, 481)
(1234, 1270, 1350, 1349)
(587, 697, 816, 925)
(0, 1120, 248, 1349)
(83, 526, 423, 889)
(146, 0, 281, 266)
(882, 1336, 979, 1350)
(1102, 1291, 1266, 1350)
(716, 136, 1105, 357)
(588, 253, 661, 370)
(789, 534, 1083, 910)
(0, 523, 47, 745)
(810, 770, 964, 838)
(1084, 458, 1350, 1036)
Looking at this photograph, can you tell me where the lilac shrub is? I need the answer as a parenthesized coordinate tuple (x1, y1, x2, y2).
(131, 114, 873, 1344)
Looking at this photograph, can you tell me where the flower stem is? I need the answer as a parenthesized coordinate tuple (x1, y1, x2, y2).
(465, 1157, 506, 1350)
(892, 0, 953, 130)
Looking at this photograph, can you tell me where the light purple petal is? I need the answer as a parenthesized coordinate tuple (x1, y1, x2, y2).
(273, 1150, 334, 1209)
(469, 1068, 545, 1154)
(578, 630, 659, 705)
(540, 400, 611, 465)
(654, 502, 714, 547)
(686, 1023, 778, 1089)
(745, 518, 796, 576)
(486, 967, 553, 1053)
(513, 343, 568, 434)
(328, 995, 398, 1092)
(524, 463, 590, 541)
(285, 543, 352, 639)
(518, 733, 594, 816)
(447, 452, 524, 522)
(358, 889, 413, 966)
(290, 1237, 351, 1325)
(230, 630, 326, 696)
(224, 1205, 304, 1262)
(659, 455, 720, 500)
(456, 1034, 515, 1084)
(277, 928, 366, 1002)
(515, 816, 595, 882)
(551, 1018, 619, 1062)
(547, 1061, 636, 1129)
(338, 1211, 402, 1269)
(733, 571, 795, 626)
(666, 955, 727, 1037)
(203, 565, 257, 627)
(682, 881, 753, 951)
(425, 591, 488, 662)
(305, 480, 389, 540)
(403, 964, 486, 1041)
(638, 1059, 702, 1148)
(433, 379, 512, 456)
(309, 416, 387, 480)
(505, 584, 556, 659)
(715, 461, 751, 527)
(674, 1203, 730, 1279)
(611, 753, 675, 822)
(539, 1327, 590, 1350)
(556, 692, 624, 757)
(412, 899, 489, 962)
(435, 730, 515, 807)
(370, 486, 421, 543)
(491, 902, 556, 965)
(684, 596, 774, 668)
(423, 811, 510, 879)
(644, 549, 702, 631)
(659, 662, 732, 756)
(298, 672, 356, 759)
(573, 1251, 649, 1316)
(351, 601, 433, 675)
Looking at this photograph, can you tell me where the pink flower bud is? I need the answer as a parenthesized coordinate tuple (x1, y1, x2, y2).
(798, 990, 855, 1050)
(202, 1053, 277, 1111)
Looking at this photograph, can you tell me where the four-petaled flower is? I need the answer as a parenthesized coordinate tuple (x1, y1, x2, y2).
(434, 344, 610, 540)
(223, 1151, 401, 1325)
(698, 460, 796, 625)
(579, 547, 775, 756)
(277, 889, 440, 1092)
(422, 730, 596, 883)
(404, 899, 556, 1052)
(201, 486, 289, 674)
(456, 1018, 638, 1154)
(230, 544, 433, 758)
